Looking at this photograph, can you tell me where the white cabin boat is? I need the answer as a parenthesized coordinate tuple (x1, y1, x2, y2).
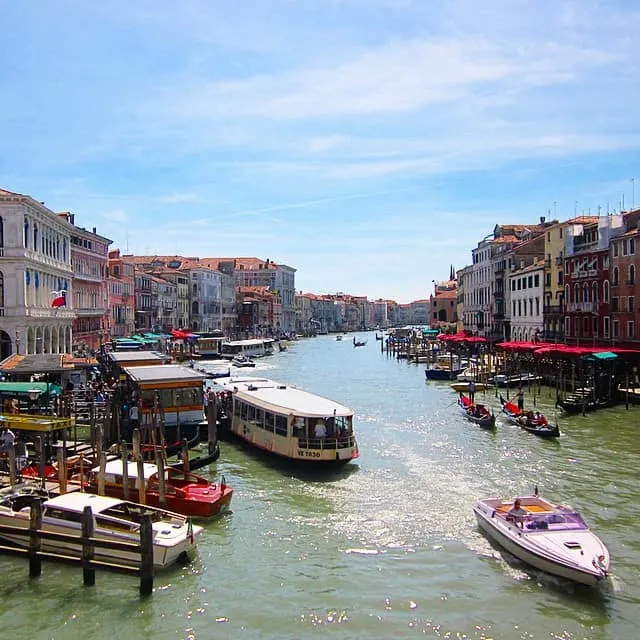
(221, 338, 275, 359)
(0, 491, 202, 569)
(473, 494, 610, 586)
(216, 376, 359, 465)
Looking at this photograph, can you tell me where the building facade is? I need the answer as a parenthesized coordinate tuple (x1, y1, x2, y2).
(59, 213, 112, 353)
(107, 250, 135, 338)
(508, 259, 545, 342)
(0, 189, 75, 358)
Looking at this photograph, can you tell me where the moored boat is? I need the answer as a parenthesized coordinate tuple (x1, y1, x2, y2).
(214, 376, 359, 465)
(450, 381, 490, 393)
(491, 372, 542, 388)
(86, 460, 233, 518)
(458, 395, 496, 429)
(473, 493, 610, 586)
(500, 396, 560, 438)
(0, 491, 202, 569)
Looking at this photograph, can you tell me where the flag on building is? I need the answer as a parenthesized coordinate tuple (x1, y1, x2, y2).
(51, 290, 67, 307)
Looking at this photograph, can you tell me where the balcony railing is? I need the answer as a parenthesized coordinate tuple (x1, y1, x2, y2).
(543, 304, 563, 314)
(566, 301, 596, 313)
(76, 307, 108, 317)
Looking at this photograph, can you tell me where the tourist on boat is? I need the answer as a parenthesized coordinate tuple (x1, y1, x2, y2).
(507, 499, 528, 527)
(314, 420, 327, 438)
(468, 380, 476, 403)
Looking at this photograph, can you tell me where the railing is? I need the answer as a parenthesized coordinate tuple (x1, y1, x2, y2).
(566, 301, 596, 312)
(76, 307, 107, 316)
(543, 305, 563, 314)
(297, 435, 357, 450)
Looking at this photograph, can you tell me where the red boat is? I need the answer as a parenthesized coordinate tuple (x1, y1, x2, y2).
(86, 459, 233, 518)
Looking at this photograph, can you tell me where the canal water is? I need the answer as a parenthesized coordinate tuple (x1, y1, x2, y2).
(1, 334, 638, 640)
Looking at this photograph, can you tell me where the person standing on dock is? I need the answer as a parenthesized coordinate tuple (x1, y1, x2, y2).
(468, 380, 476, 403)
(516, 387, 525, 412)
(0, 425, 15, 452)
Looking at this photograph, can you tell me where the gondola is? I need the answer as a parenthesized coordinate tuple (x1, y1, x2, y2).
(169, 441, 220, 472)
(500, 396, 560, 438)
(555, 394, 613, 414)
(458, 395, 496, 430)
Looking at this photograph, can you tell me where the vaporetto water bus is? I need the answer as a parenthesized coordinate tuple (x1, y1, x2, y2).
(214, 376, 359, 465)
(221, 338, 275, 359)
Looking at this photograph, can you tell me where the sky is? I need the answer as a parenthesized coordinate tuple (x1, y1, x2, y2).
(1, 0, 639, 303)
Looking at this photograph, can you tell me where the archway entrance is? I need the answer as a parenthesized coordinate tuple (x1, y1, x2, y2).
(0, 330, 11, 360)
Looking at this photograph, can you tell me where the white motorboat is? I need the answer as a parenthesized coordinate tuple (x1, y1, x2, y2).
(232, 354, 256, 368)
(473, 494, 610, 586)
(0, 491, 203, 569)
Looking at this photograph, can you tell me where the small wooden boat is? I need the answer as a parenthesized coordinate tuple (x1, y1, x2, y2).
(556, 391, 614, 414)
(473, 493, 610, 586)
(169, 441, 221, 472)
(336, 334, 343, 341)
(491, 372, 543, 388)
(353, 337, 367, 347)
(458, 395, 496, 429)
(500, 396, 560, 438)
(0, 491, 202, 569)
(450, 381, 490, 393)
(86, 460, 233, 518)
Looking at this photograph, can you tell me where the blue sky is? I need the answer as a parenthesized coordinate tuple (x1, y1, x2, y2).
(1, 0, 639, 303)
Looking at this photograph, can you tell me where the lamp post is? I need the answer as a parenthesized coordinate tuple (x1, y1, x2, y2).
(28, 388, 40, 414)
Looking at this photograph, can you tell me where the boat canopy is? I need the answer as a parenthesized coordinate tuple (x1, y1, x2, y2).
(0, 381, 62, 397)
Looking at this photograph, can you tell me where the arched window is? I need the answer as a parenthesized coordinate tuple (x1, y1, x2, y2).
(583, 283, 589, 302)
(33, 224, 38, 251)
(603, 280, 610, 303)
(592, 281, 598, 305)
(0, 216, 4, 251)
(574, 283, 580, 303)
(0, 271, 4, 308)
(613, 266, 619, 286)
(24, 218, 29, 248)
(629, 264, 636, 285)
(565, 284, 571, 303)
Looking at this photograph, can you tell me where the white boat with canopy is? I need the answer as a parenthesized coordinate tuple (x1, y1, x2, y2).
(0, 491, 202, 569)
(473, 493, 610, 586)
(215, 376, 359, 464)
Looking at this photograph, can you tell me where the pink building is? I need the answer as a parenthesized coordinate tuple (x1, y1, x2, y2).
(108, 249, 135, 337)
(58, 213, 111, 353)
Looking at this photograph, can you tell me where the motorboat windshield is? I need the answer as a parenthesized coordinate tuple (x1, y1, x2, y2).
(522, 511, 589, 531)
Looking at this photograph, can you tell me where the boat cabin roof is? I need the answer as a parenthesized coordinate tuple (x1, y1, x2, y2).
(93, 460, 159, 480)
(223, 338, 275, 347)
(218, 376, 353, 417)
(44, 492, 127, 514)
(108, 350, 170, 364)
(122, 364, 207, 384)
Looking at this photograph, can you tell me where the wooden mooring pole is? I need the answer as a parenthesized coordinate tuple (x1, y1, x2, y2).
(139, 514, 154, 596)
(28, 498, 43, 578)
(81, 505, 96, 586)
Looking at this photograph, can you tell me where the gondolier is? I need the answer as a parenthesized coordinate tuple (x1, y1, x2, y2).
(468, 380, 476, 402)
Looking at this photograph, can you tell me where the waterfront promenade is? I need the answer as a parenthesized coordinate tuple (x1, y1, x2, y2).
(0, 333, 637, 639)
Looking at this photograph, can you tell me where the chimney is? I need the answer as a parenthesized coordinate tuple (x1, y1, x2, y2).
(92, 227, 96, 234)
(540, 216, 546, 224)
(70, 213, 75, 225)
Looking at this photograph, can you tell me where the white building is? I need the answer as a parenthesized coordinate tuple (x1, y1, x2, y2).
(508, 259, 545, 342)
(0, 189, 75, 358)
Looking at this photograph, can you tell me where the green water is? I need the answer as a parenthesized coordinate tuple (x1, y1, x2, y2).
(1, 334, 638, 640)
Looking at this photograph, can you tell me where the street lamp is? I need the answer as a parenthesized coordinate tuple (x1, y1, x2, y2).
(28, 388, 41, 413)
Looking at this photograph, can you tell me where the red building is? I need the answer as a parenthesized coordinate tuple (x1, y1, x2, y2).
(609, 210, 639, 344)
(108, 250, 135, 337)
(563, 216, 624, 343)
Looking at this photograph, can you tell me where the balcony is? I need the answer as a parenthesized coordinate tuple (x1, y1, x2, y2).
(555, 257, 564, 266)
(76, 307, 108, 317)
(566, 301, 596, 313)
(73, 272, 104, 283)
(543, 305, 563, 314)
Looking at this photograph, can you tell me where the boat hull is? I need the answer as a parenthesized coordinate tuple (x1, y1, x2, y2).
(473, 499, 609, 586)
(0, 502, 202, 569)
